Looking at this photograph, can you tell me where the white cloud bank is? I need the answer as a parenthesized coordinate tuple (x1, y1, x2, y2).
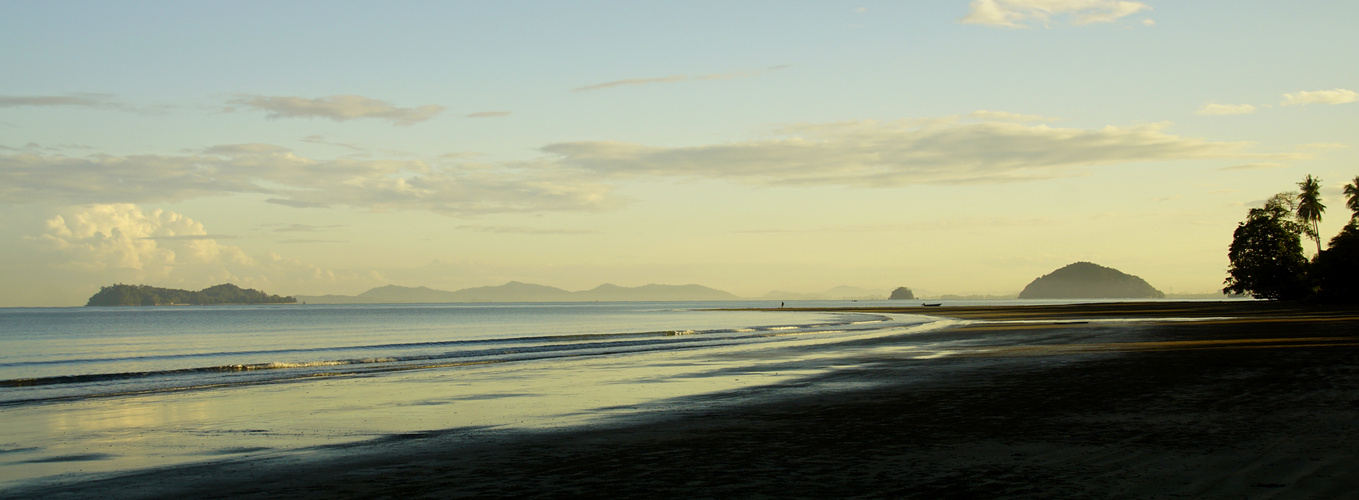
(1280, 88, 1358, 106)
(30, 204, 382, 297)
(37, 204, 250, 277)
(962, 0, 1151, 28)
(541, 118, 1265, 187)
(229, 95, 446, 125)
(1196, 103, 1257, 116)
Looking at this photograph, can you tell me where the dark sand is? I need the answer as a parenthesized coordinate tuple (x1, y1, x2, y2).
(20, 302, 1359, 499)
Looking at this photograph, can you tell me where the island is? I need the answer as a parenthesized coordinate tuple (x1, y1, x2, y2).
(1017, 262, 1165, 299)
(888, 286, 916, 300)
(86, 283, 297, 306)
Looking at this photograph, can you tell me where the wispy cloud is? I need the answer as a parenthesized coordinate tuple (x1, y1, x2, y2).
(961, 0, 1151, 28)
(573, 75, 688, 93)
(278, 239, 347, 244)
(202, 143, 291, 155)
(1280, 88, 1358, 106)
(300, 135, 368, 154)
(573, 66, 789, 92)
(1298, 142, 1349, 150)
(1, 146, 616, 215)
(0, 93, 119, 109)
(457, 225, 600, 235)
(542, 118, 1274, 187)
(228, 95, 446, 125)
(733, 217, 1053, 234)
(1218, 162, 1290, 171)
(970, 109, 1058, 122)
(1195, 103, 1257, 116)
(1, 116, 1293, 216)
(140, 234, 235, 241)
(265, 223, 347, 233)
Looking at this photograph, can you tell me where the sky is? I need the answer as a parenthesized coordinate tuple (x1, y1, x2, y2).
(2, 0, 1357, 306)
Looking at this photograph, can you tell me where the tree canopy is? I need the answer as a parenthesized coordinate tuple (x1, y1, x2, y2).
(1224, 193, 1311, 300)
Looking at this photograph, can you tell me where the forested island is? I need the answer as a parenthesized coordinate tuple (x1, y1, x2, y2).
(86, 284, 297, 306)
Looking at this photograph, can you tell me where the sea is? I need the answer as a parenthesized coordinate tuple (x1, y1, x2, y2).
(0, 298, 1201, 489)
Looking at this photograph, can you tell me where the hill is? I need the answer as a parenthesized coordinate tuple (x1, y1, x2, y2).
(86, 284, 296, 306)
(295, 282, 740, 304)
(1018, 262, 1165, 299)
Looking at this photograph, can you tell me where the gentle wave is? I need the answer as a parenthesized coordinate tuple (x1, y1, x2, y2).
(0, 314, 904, 391)
(0, 321, 846, 370)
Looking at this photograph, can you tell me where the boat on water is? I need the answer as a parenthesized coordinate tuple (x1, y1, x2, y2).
(921, 303, 942, 307)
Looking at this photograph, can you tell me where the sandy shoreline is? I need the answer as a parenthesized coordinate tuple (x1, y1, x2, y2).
(16, 301, 1359, 499)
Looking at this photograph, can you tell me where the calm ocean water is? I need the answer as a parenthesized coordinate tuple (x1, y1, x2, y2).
(0, 301, 907, 406)
(0, 298, 1211, 488)
(1, 300, 957, 487)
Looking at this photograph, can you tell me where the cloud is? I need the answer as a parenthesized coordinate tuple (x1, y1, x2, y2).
(542, 118, 1270, 187)
(1298, 142, 1349, 150)
(266, 223, 346, 233)
(278, 239, 347, 244)
(29, 204, 384, 297)
(0, 147, 617, 215)
(1217, 162, 1290, 171)
(457, 225, 600, 235)
(1195, 103, 1257, 116)
(1, 116, 1291, 216)
(228, 95, 446, 125)
(970, 109, 1059, 122)
(573, 75, 688, 92)
(36, 204, 251, 273)
(202, 143, 292, 155)
(961, 0, 1151, 28)
(1280, 88, 1358, 106)
(574, 66, 789, 92)
(300, 135, 368, 153)
(698, 71, 761, 81)
(0, 93, 118, 109)
(466, 111, 512, 118)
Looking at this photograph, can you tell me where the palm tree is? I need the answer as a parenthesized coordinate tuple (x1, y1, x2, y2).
(1344, 176, 1359, 221)
(1296, 174, 1326, 255)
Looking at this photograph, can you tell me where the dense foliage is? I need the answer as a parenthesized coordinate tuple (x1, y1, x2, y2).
(86, 284, 297, 306)
(1225, 176, 1359, 301)
(1223, 195, 1311, 300)
(1312, 222, 1359, 300)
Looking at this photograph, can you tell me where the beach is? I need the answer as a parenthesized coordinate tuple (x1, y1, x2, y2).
(12, 301, 1359, 498)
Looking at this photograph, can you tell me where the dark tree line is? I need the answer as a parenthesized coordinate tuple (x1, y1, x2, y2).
(86, 283, 297, 306)
(1225, 175, 1359, 301)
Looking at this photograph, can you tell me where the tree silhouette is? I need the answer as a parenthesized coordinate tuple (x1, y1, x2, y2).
(1296, 174, 1326, 255)
(1224, 193, 1310, 300)
(1344, 175, 1359, 221)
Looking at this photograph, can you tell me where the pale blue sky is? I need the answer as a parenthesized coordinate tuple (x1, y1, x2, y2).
(2, 1, 1356, 305)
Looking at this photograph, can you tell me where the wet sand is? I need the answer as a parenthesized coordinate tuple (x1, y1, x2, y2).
(19, 301, 1359, 499)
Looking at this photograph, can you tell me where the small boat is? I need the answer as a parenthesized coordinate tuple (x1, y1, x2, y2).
(921, 303, 942, 307)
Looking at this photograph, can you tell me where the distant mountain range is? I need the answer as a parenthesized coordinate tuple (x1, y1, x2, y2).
(759, 285, 887, 301)
(294, 282, 744, 304)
